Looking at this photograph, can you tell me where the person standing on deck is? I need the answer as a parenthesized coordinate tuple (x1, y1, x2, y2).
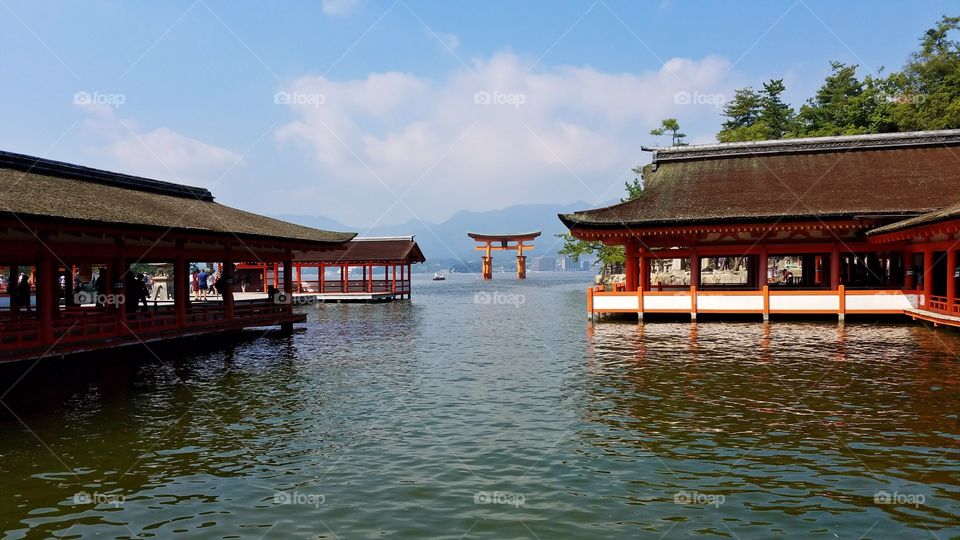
(136, 274, 149, 312)
(191, 269, 200, 301)
(17, 273, 31, 312)
(94, 268, 107, 307)
(198, 268, 209, 301)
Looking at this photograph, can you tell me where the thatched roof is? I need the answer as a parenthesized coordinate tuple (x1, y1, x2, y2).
(0, 150, 355, 244)
(560, 130, 960, 229)
(295, 236, 426, 264)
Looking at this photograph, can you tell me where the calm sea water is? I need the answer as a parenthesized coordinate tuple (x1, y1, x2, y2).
(2, 272, 960, 539)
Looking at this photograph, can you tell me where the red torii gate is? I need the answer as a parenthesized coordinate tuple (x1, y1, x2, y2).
(468, 231, 541, 279)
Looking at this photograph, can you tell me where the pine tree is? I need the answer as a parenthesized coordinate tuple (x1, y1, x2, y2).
(796, 62, 870, 136)
(888, 16, 960, 130)
(758, 79, 795, 138)
(650, 118, 687, 146)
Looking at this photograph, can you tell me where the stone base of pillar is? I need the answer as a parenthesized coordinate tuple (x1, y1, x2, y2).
(481, 256, 492, 280)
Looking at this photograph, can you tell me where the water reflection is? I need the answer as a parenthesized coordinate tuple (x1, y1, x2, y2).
(584, 320, 960, 535)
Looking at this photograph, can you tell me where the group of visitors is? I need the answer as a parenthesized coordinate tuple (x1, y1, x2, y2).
(7, 265, 233, 313)
(1, 272, 36, 312)
(191, 268, 223, 301)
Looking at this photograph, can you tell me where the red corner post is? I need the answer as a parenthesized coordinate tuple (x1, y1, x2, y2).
(923, 250, 934, 308)
(175, 253, 188, 329)
(38, 253, 55, 345)
(690, 251, 701, 288)
(223, 250, 234, 321)
(830, 247, 841, 290)
(903, 251, 916, 290)
(759, 249, 769, 288)
(624, 240, 639, 292)
(948, 248, 957, 313)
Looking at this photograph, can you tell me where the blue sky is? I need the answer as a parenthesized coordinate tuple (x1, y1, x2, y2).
(0, 0, 954, 228)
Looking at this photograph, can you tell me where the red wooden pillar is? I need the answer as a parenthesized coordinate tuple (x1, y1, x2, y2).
(113, 245, 127, 326)
(283, 257, 293, 296)
(406, 263, 411, 298)
(948, 248, 957, 312)
(923, 249, 934, 307)
(319, 263, 325, 293)
(38, 253, 55, 345)
(223, 251, 234, 321)
(690, 252, 701, 288)
(341, 264, 347, 293)
(903, 250, 916, 290)
(295, 263, 302, 294)
(280, 252, 294, 333)
(262, 264, 268, 293)
(624, 240, 639, 292)
(367, 264, 372, 293)
(272, 263, 279, 290)
(175, 251, 188, 328)
(392, 263, 397, 293)
(830, 246, 841, 290)
(758, 249, 769, 288)
(9, 264, 20, 313)
(400, 263, 404, 296)
(639, 253, 650, 292)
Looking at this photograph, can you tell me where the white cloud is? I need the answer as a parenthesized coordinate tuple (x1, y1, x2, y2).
(322, 0, 361, 16)
(75, 102, 240, 189)
(274, 51, 740, 223)
(435, 32, 460, 51)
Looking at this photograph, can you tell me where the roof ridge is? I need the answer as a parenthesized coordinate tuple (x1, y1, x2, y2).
(353, 235, 415, 241)
(643, 129, 960, 164)
(0, 149, 214, 201)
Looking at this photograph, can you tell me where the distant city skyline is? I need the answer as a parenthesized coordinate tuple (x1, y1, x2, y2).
(1, 0, 954, 227)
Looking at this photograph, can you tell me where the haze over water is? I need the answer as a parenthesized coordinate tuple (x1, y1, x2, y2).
(2, 273, 960, 538)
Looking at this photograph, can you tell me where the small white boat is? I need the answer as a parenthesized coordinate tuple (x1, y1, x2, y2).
(432, 271, 446, 281)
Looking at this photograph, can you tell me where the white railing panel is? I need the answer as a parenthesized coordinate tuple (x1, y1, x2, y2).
(769, 294, 839, 312)
(698, 294, 763, 311)
(594, 294, 638, 311)
(644, 294, 692, 311)
(846, 293, 913, 311)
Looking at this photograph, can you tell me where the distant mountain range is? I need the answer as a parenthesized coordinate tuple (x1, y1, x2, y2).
(275, 199, 616, 270)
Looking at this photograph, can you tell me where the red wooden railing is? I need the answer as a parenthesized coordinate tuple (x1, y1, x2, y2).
(0, 300, 298, 359)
